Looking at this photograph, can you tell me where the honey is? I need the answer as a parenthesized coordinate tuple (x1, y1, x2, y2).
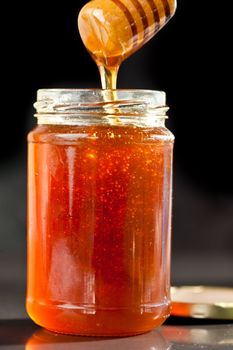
(27, 121, 174, 336)
(78, 0, 177, 88)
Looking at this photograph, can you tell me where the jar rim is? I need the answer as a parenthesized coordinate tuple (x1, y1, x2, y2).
(34, 89, 168, 127)
(36, 88, 166, 96)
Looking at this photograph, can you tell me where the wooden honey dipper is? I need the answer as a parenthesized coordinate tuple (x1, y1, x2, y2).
(78, 0, 177, 89)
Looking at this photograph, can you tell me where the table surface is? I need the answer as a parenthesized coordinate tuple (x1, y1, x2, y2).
(0, 318, 232, 350)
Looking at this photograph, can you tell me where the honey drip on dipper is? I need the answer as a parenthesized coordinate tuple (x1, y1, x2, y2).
(78, 0, 176, 89)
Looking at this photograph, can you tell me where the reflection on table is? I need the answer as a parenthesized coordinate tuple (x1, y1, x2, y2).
(162, 324, 233, 348)
(0, 319, 233, 350)
(26, 328, 170, 350)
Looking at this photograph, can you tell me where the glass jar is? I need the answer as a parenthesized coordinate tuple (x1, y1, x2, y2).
(27, 89, 174, 336)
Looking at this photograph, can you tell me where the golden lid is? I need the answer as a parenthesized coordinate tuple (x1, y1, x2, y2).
(171, 286, 233, 320)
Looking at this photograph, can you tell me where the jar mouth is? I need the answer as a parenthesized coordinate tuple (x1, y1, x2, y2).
(34, 89, 169, 126)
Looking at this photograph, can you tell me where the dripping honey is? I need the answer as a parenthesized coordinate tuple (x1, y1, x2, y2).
(78, 0, 177, 89)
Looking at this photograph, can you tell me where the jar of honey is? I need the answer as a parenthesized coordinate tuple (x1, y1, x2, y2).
(27, 89, 174, 336)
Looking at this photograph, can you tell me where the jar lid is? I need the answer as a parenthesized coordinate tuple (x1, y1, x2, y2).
(171, 286, 233, 320)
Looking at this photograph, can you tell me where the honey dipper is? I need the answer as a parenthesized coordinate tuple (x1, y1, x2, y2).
(78, 0, 176, 88)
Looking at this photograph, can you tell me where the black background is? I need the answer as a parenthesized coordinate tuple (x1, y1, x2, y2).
(0, 0, 232, 319)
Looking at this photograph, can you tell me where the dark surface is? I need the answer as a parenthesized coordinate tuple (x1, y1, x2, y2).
(0, 318, 233, 349)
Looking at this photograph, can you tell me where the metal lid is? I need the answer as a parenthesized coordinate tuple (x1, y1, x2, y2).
(171, 286, 233, 320)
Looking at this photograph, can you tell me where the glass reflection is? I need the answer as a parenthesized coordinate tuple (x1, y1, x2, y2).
(26, 328, 170, 350)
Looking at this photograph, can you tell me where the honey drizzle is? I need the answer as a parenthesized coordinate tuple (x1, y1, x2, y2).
(98, 65, 119, 90)
(78, 0, 176, 90)
(98, 65, 122, 124)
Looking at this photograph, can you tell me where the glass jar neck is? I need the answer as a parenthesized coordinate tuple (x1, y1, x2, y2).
(34, 89, 169, 127)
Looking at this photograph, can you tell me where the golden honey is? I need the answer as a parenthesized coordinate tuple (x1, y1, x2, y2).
(27, 120, 174, 336)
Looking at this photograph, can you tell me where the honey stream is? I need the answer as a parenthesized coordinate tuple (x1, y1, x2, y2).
(78, 0, 177, 90)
